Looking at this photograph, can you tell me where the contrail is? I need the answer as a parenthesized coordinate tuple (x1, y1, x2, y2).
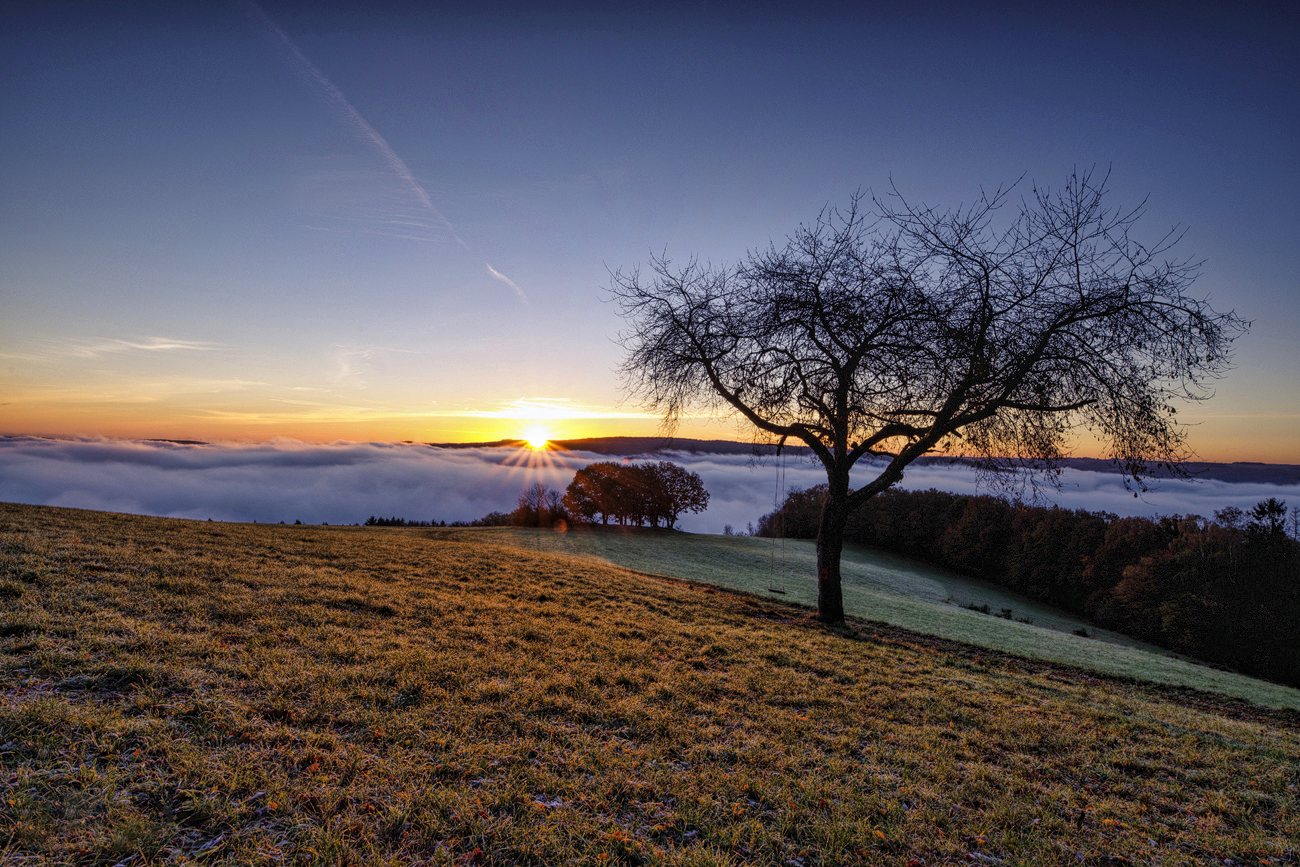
(486, 264, 529, 304)
(242, 1, 465, 247)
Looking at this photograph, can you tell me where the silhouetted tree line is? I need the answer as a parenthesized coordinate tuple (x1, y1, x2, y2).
(456, 512, 512, 528)
(758, 488, 1300, 685)
(364, 514, 511, 527)
(503, 461, 710, 529)
(364, 516, 445, 527)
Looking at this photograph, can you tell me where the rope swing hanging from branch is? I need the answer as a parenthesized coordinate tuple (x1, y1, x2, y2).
(768, 437, 787, 595)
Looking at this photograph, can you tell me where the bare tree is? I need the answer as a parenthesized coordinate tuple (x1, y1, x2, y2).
(512, 482, 566, 527)
(1214, 505, 1245, 530)
(612, 170, 1246, 623)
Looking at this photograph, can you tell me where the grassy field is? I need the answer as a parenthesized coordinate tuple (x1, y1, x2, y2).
(1, 503, 1298, 865)
(489, 526, 1300, 711)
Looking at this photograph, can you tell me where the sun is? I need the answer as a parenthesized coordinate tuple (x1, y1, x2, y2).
(523, 427, 549, 449)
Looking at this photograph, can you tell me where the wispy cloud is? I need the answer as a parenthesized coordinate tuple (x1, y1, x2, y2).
(67, 337, 224, 358)
(486, 264, 528, 303)
(5, 376, 266, 407)
(242, 1, 464, 247)
(0, 337, 221, 364)
(436, 398, 657, 420)
(330, 345, 422, 389)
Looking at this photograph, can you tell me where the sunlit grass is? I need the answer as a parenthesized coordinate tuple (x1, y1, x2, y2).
(1, 503, 1298, 865)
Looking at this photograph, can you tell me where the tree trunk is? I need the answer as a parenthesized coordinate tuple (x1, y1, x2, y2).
(815, 472, 851, 624)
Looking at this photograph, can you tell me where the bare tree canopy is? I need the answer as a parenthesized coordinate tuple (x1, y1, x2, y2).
(611, 170, 1247, 623)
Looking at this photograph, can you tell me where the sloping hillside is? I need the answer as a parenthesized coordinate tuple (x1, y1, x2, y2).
(482, 526, 1300, 710)
(1, 503, 1297, 865)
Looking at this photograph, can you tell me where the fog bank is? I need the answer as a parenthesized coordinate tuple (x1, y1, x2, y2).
(2, 437, 1296, 534)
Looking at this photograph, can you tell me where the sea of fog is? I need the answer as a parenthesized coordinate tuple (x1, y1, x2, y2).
(1, 436, 1297, 534)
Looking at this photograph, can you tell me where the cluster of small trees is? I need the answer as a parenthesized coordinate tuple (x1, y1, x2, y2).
(509, 483, 569, 528)
(758, 488, 1300, 685)
(505, 461, 710, 529)
(563, 461, 709, 528)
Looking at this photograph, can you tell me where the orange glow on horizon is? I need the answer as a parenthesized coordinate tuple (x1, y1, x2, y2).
(3, 401, 1297, 464)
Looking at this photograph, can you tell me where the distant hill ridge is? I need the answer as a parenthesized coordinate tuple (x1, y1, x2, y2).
(428, 436, 1300, 486)
(427, 435, 808, 457)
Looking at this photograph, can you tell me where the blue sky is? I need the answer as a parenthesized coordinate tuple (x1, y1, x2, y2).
(2, 2, 1297, 459)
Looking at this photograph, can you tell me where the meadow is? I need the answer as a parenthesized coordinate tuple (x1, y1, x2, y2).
(494, 527, 1300, 711)
(2, 503, 1298, 865)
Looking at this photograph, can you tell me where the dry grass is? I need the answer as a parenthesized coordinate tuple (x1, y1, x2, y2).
(1, 503, 1298, 866)
(487, 527, 1300, 710)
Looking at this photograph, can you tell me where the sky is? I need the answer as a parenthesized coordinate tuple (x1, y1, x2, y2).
(2, 1, 1298, 461)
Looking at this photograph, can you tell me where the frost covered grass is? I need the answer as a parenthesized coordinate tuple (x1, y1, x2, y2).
(1, 503, 1298, 865)
(492, 526, 1300, 710)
